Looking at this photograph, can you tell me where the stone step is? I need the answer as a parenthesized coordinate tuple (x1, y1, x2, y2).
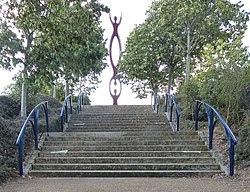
(47, 132, 199, 139)
(47, 136, 199, 142)
(67, 125, 168, 129)
(29, 170, 223, 177)
(29, 105, 222, 177)
(71, 117, 166, 121)
(43, 140, 204, 146)
(41, 145, 208, 151)
(71, 115, 165, 119)
(35, 157, 216, 164)
(70, 118, 166, 123)
(69, 123, 168, 127)
(38, 151, 212, 158)
(32, 163, 220, 171)
(66, 128, 169, 132)
(81, 105, 155, 114)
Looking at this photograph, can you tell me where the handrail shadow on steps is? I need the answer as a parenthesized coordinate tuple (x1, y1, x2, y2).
(77, 92, 85, 114)
(164, 93, 180, 131)
(60, 95, 72, 132)
(194, 100, 237, 176)
(16, 101, 49, 176)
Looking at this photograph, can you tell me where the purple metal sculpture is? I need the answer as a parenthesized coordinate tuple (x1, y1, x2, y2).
(109, 13, 122, 105)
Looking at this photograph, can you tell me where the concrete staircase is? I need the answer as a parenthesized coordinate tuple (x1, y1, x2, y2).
(29, 105, 222, 177)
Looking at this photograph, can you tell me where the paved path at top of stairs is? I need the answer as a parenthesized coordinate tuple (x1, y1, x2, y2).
(1, 177, 250, 192)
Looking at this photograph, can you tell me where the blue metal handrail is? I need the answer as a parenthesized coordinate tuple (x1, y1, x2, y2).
(16, 101, 49, 176)
(77, 92, 85, 114)
(165, 93, 180, 131)
(152, 91, 159, 113)
(60, 95, 72, 132)
(194, 100, 237, 176)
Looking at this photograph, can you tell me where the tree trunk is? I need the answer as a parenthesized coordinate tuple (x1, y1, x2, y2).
(185, 27, 191, 83)
(53, 82, 57, 99)
(65, 80, 69, 98)
(167, 66, 173, 94)
(21, 82, 27, 118)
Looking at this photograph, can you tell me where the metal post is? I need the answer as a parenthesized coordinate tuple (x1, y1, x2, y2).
(70, 96, 72, 114)
(18, 141, 23, 175)
(33, 110, 39, 150)
(45, 102, 50, 135)
(176, 113, 180, 131)
(194, 101, 199, 131)
(164, 93, 168, 112)
(170, 100, 173, 122)
(109, 13, 122, 105)
(208, 110, 214, 150)
(229, 138, 235, 176)
(65, 104, 68, 123)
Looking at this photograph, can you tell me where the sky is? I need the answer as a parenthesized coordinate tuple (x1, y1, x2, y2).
(0, 0, 249, 106)
(90, 0, 153, 105)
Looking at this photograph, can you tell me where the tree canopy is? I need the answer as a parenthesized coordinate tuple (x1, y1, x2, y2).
(120, 0, 249, 98)
(0, 0, 109, 116)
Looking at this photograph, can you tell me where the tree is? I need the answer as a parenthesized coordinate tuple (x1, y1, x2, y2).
(120, 11, 183, 98)
(146, 0, 249, 83)
(194, 36, 250, 124)
(0, 0, 109, 117)
(31, 0, 109, 97)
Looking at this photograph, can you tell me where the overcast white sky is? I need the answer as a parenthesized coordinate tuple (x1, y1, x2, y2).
(0, 0, 249, 106)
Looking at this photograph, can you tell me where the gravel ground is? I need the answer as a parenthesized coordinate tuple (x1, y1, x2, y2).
(0, 177, 250, 192)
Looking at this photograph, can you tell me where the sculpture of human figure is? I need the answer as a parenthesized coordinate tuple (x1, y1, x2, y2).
(109, 13, 122, 37)
(109, 13, 122, 74)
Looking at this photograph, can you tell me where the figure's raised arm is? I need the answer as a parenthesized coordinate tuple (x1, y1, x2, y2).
(109, 13, 113, 24)
(118, 13, 122, 25)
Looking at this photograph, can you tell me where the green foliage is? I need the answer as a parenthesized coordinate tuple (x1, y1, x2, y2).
(0, 0, 109, 115)
(175, 78, 200, 120)
(120, 0, 249, 99)
(30, 0, 109, 84)
(236, 110, 250, 161)
(72, 94, 91, 105)
(120, 3, 183, 97)
(196, 36, 249, 124)
(175, 35, 250, 160)
(4, 80, 40, 112)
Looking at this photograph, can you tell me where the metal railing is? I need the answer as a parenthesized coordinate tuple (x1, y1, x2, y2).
(194, 100, 237, 176)
(60, 95, 72, 132)
(77, 92, 85, 114)
(164, 93, 180, 131)
(152, 91, 159, 113)
(16, 101, 49, 176)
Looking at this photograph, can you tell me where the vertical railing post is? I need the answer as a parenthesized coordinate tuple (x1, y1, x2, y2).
(18, 140, 23, 175)
(176, 111, 180, 131)
(169, 99, 173, 122)
(81, 93, 84, 111)
(33, 109, 39, 150)
(65, 103, 68, 123)
(194, 101, 199, 131)
(79, 95, 82, 112)
(44, 102, 50, 135)
(164, 93, 168, 112)
(60, 110, 64, 132)
(208, 110, 214, 150)
(229, 138, 235, 176)
(69, 96, 72, 114)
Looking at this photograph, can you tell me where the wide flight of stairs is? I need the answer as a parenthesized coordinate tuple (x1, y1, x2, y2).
(29, 105, 222, 177)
